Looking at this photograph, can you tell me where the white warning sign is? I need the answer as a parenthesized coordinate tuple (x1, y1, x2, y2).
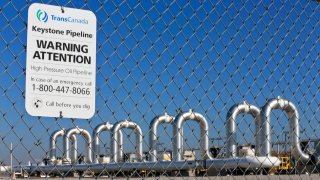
(26, 3, 96, 119)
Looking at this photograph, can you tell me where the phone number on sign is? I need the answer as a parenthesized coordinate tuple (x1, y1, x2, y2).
(32, 84, 91, 95)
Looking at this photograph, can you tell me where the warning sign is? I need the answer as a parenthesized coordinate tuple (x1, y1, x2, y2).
(26, 3, 96, 119)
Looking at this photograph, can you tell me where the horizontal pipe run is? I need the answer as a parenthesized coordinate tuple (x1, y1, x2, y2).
(19, 156, 280, 174)
(204, 156, 281, 169)
(26, 161, 198, 173)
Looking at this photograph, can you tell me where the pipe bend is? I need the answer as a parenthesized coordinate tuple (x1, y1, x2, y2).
(51, 129, 65, 147)
(50, 129, 65, 160)
(150, 114, 174, 130)
(52, 129, 65, 141)
(93, 122, 111, 163)
(111, 120, 143, 163)
(64, 127, 93, 164)
(226, 103, 261, 158)
(149, 114, 174, 162)
(50, 129, 78, 163)
(93, 122, 113, 135)
(66, 128, 92, 144)
(173, 110, 213, 161)
(175, 111, 209, 130)
(260, 98, 309, 163)
(93, 122, 114, 146)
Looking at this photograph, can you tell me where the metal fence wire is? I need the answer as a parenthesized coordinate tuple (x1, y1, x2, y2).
(0, 0, 319, 179)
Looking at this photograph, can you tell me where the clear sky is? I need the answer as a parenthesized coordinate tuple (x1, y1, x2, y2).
(0, 0, 319, 164)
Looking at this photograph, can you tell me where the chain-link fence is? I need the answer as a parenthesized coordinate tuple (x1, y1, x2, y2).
(0, 0, 319, 179)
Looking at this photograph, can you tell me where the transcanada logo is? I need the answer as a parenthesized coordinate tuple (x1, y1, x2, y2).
(51, 15, 88, 24)
(36, 9, 88, 24)
(36, 9, 48, 23)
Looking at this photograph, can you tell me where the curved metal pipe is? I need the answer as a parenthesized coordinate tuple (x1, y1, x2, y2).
(64, 127, 93, 164)
(50, 129, 77, 162)
(149, 113, 174, 162)
(93, 122, 123, 163)
(226, 102, 261, 157)
(260, 97, 309, 163)
(173, 110, 213, 161)
(111, 120, 143, 162)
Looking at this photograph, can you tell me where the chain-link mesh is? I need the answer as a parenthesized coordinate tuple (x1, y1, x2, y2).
(0, 0, 319, 179)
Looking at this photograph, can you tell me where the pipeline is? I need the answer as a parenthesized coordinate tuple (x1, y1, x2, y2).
(27, 161, 198, 173)
(149, 113, 174, 162)
(93, 122, 123, 163)
(111, 120, 143, 162)
(23, 157, 280, 174)
(49, 129, 77, 163)
(204, 156, 281, 170)
(226, 102, 261, 157)
(64, 127, 93, 164)
(260, 97, 310, 163)
(42, 98, 309, 174)
(173, 110, 213, 161)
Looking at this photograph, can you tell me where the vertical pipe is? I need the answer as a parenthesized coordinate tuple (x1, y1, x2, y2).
(70, 135, 77, 164)
(149, 113, 174, 162)
(93, 123, 108, 162)
(111, 125, 119, 163)
(111, 120, 143, 162)
(118, 132, 124, 162)
(260, 97, 309, 163)
(135, 125, 143, 162)
(226, 102, 261, 157)
(173, 110, 213, 161)
(173, 121, 182, 161)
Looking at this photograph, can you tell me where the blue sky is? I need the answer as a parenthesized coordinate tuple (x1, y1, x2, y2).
(0, 0, 319, 164)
